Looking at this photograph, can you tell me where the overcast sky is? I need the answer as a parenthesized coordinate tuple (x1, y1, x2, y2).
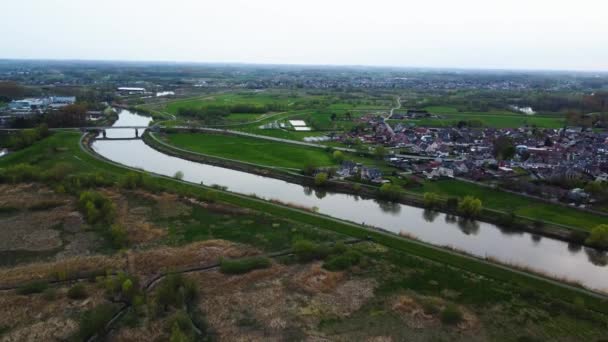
(1, 0, 607, 71)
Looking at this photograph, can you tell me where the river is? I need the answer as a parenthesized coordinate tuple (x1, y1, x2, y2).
(91, 109, 608, 292)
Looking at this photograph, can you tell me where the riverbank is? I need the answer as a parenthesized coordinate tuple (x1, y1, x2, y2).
(2, 129, 607, 315)
(79, 131, 608, 306)
(143, 130, 603, 250)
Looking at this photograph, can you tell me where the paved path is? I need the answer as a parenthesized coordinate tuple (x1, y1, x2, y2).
(386, 96, 402, 120)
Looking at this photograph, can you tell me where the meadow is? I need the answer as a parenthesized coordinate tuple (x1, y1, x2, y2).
(412, 179, 605, 230)
(163, 132, 392, 171)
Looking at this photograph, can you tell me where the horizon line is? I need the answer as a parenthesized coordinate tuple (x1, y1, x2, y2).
(1, 57, 607, 74)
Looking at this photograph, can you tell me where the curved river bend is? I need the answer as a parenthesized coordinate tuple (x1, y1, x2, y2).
(92, 110, 608, 292)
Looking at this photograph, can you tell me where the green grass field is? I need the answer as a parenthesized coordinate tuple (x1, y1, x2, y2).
(418, 106, 565, 128)
(390, 105, 564, 128)
(163, 132, 393, 171)
(165, 132, 336, 169)
(412, 179, 605, 230)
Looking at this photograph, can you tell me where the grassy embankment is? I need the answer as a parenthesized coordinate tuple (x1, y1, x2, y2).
(162, 132, 390, 171)
(162, 131, 604, 232)
(412, 179, 605, 231)
(2, 131, 608, 316)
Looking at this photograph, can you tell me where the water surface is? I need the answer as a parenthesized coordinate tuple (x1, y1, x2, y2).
(91, 110, 608, 292)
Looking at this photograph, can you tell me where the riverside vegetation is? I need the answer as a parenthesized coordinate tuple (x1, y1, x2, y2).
(0, 131, 607, 340)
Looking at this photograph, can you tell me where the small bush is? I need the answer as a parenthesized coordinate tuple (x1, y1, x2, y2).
(78, 190, 115, 224)
(119, 172, 145, 189)
(314, 172, 328, 187)
(220, 257, 271, 275)
(42, 288, 58, 301)
(323, 249, 362, 271)
(457, 196, 482, 218)
(155, 274, 199, 313)
(586, 224, 608, 248)
(67, 283, 88, 300)
(17, 280, 48, 295)
(110, 224, 128, 249)
(421, 300, 440, 315)
(174, 171, 184, 180)
(166, 311, 194, 338)
(292, 240, 330, 262)
(378, 183, 402, 201)
(446, 197, 459, 210)
(423, 192, 441, 208)
(79, 303, 117, 340)
(440, 304, 463, 325)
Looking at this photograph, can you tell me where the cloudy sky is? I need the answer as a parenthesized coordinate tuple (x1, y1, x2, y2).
(1, 0, 607, 71)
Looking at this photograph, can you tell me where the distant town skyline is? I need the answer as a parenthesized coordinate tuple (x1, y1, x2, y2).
(1, 0, 607, 72)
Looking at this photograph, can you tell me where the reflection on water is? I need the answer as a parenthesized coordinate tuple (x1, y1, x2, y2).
(423, 209, 440, 223)
(377, 200, 402, 215)
(90, 110, 608, 292)
(585, 248, 608, 266)
(568, 242, 583, 254)
(456, 218, 480, 235)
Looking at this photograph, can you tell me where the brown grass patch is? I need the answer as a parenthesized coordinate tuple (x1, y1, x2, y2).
(130, 240, 257, 284)
(391, 295, 479, 332)
(291, 263, 346, 294)
(0, 282, 106, 339)
(0, 255, 123, 287)
(101, 189, 167, 245)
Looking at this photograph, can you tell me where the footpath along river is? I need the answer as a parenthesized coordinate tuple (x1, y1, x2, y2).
(91, 109, 608, 292)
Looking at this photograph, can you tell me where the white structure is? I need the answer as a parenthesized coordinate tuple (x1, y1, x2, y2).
(289, 120, 307, 127)
(117, 87, 147, 94)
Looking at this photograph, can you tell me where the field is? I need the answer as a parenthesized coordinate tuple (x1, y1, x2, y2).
(157, 90, 399, 128)
(164, 132, 335, 169)
(412, 179, 605, 230)
(390, 105, 565, 128)
(162, 132, 392, 171)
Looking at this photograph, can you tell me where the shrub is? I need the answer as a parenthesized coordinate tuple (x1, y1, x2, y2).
(323, 249, 362, 271)
(446, 197, 459, 210)
(43, 162, 74, 182)
(79, 303, 117, 340)
(292, 239, 330, 262)
(423, 192, 441, 208)
(110, 224, 128, 249)
(332, 150, 344, 163)
(17, 280, 48, 295)
(457, 196, 482, 218)
(0, 163, 40, 183)
(220, 257, 271, 275)
(440, 304, 463, 325)
(155, 274, 199, 313)
(119, 172, 145, 189)
(78, 191, 115, 224)
(166, 311, 194, 341)
(104, 272, 141, 303)
(42, 288, 58, 301)
(174, 171, 184, 180)
(378, 183, 402, 201)
(314, 172, 328, 187)
(586, 224, 608, 248)
(67, 283, 88, 300)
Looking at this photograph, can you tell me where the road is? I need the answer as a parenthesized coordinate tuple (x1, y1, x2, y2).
(385, 96, 402, 120)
